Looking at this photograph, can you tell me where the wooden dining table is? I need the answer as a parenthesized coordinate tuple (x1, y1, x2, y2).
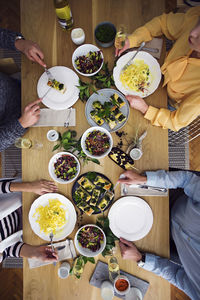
(21, 0, 170, 299)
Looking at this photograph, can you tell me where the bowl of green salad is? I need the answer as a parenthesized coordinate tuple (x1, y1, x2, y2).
(95, 22, 116, 48)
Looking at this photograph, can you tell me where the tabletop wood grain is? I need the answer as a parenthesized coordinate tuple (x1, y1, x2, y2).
(21, 0, 170, 299)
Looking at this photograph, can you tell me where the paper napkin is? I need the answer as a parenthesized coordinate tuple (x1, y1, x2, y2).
(28, 239, 77, 269)
(32, 108, 76, 127)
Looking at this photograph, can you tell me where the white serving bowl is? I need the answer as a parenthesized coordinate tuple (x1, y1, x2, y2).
(48, 151, 80, 184)
(114, 275, 131, 296)
(74, 224, 106, 257)
(72, 44, 104, 77)
(81, 126, 113, 159)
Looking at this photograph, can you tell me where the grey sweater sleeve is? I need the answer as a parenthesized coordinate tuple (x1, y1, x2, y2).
(0, 27, 23, 50)
(0, 120, 26, 152)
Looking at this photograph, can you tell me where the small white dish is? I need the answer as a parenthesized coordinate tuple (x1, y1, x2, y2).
(81, 126, 113, 159)
(130, 148, 143, 160)
(72, 44, 104, 77)
(71, 28, 85, 45)
(74, 224, 106, 257)
(47, 130, 59, 142)
(114, 275, 130, 296)
(58, 262, 70, 279)
(48, 152, 80, 184)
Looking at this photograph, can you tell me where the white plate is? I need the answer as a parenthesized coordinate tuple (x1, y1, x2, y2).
(29, 193, 77, 241)
(37, 66, 79, 110)
(85, 88, 130, 132)
(72, 44, 104, 77)
(48, 152, 80, 184)
(108, 196, 153, 241)
(113, 51, 161, 97)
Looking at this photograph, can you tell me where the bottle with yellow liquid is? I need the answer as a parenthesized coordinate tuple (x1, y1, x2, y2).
(54, 0, 73, 30)
(108, 256, 120, 282)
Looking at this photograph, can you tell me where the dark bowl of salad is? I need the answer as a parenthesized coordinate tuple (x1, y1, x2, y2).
(72, 44, 104, 77)
(74, 224, 106, 257)
(81, 126, 113, 159)
(48, 152, 80, 184)
(95, 22, 116, 48)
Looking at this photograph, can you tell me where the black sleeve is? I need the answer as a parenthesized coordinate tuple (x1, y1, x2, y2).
(0, 27, 23, 50)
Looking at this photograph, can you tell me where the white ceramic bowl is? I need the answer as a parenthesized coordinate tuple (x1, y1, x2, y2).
(81, 126, 113, 159)
(74, 224, 106, 257)
(114, 275, 131, 296)
(72, 44, 104, 77)
(48, 151, 80, 184)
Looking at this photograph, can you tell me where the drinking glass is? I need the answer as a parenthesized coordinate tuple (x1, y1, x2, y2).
(15, 138, 43, 149)
(108, 256, 120, 282)
(115, 24, 127, 50)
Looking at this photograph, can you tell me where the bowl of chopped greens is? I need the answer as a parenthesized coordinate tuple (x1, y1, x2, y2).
(74, 224, 106, 257)
(72, 44, 104, 77)
(95, 22, 116, 48)
(48, 152, 80, 184)
(81, 126, 113, 159)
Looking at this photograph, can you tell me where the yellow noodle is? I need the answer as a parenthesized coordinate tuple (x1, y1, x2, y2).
(120, 59, 150, 92)
(34, 198, 66, 235)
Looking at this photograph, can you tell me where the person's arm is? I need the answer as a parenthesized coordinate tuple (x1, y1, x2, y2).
(127, 11, 186, 48)
(143, 254, 198, 300)
(9, 180, 58, 195)
(0, 27, 22, 50)
(146, 170, 200, 202)
(0, 119, 26, 152)
(143, 93, 200, 131)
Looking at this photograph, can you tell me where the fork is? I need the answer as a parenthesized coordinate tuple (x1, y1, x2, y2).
(64, 107, 73, 127)
(44, 67, 54, 81)
(67, 239, 74, 260)
(49, 232, 57, 266)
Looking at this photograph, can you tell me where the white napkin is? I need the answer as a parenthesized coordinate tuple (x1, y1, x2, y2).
(121, 184, 168, 196)
(32, 108, 76, 127)
(28, 239, 77, 269)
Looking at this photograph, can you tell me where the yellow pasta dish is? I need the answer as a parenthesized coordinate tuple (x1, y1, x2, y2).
(120, 59, 150, 93)
(34, 198, 67, 235)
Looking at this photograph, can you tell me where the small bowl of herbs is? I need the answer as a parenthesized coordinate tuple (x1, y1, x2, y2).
(95, 22, 116, 48)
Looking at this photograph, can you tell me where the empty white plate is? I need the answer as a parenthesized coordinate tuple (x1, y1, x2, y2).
(37, 66, 79, 110)
(108, 196, 153, 241)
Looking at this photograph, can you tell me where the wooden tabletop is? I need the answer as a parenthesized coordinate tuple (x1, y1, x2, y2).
(21, 0, 170, 299)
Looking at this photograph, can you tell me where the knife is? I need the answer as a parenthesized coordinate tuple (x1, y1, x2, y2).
(137, 185, 167, 193)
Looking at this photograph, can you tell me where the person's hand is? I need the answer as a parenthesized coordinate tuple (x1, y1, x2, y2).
(119, 237, 142, 262)
(15, 39, 46, 67)
(26, 180, 58, 195)
(115, 37, 130, 57)
(18, 99, 42, 128)
(118, 170, 147, 185)
(20, 244, 58, 262)
(126, 95, 149, 114)
(32, 246, 58, 262)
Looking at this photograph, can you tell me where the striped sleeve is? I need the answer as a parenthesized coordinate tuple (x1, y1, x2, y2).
(5, 241, 24, 258)
(0, 179, 13, 193)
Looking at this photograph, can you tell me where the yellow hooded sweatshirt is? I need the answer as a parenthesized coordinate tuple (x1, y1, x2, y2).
(128, 7, 200, 131)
